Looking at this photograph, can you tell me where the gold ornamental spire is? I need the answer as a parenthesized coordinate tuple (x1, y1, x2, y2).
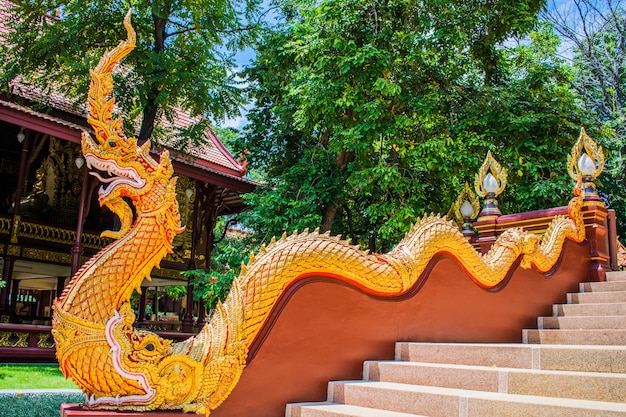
(453, 182, 480, 238)
(475, 151, 507, 220)
(567, 127, 605, 204)
(567, 127, 604, 181)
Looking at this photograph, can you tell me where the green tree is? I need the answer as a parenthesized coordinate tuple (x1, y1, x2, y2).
(238, 0, 587, 251)
(181, 216, 256, 311)
(0, 0, 263, 144)
(541, 0, 626, 235)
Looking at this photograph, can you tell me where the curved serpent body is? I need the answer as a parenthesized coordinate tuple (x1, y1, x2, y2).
(52, 13, 586, 415)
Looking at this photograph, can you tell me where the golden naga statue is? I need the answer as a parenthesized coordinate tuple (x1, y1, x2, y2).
(52, 12, 587, 415)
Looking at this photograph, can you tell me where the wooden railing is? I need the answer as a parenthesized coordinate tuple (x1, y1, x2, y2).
(0, 323, 195, 362)
(0, 323, 56, 360)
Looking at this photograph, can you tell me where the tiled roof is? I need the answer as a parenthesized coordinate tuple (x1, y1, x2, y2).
(0, 0, 249, 179)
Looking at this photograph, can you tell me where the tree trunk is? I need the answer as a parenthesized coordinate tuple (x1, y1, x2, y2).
(138, 13, 168, 143)
(321, 202, 337, 233)
(319, 149, 354, 232)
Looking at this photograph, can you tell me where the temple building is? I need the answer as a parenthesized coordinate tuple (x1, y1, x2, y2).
(0, 0, 255, 359)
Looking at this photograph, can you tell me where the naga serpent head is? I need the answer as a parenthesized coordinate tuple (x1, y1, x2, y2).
(82, 129, 177, 239)
(80, 9, 179, 240)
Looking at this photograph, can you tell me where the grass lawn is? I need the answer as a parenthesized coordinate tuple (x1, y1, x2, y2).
(0, 391, 86, 417)
(0, 364, 78, 390)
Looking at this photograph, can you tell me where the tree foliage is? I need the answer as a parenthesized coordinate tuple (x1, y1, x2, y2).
(541, 0, 626, 235)
(0, 0, 263, 144)
(238, 0, 588, 251)
(181, 217, 256, 310)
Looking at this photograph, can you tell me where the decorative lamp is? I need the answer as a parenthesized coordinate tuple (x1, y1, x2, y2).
(460, 200, 474, 217)
(474, 150, 507, 221)
(482, 173, 499, 194)
(567, 127, 604, 203)
(577, 153, 596, 176)
(453, 182, 480, 239)
(75, 156, 85, 169)
(185, 188, 194, 199)
(17, 129, 25, 143)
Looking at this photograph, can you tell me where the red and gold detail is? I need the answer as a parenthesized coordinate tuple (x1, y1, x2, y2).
(52, 11, 589, 415)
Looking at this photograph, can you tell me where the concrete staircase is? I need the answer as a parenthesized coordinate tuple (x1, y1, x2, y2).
(287, 271, 626, 417)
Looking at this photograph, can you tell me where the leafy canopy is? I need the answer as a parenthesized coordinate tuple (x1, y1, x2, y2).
(0, 0, 263, 144)
(238, 0, 590, 252)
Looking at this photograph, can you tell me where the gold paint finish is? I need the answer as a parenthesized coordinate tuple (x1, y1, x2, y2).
(37, 332, 56, 349)
(453, 182, 480, 223)
(52, 12, 588, 416)
(474, 151, 507, 198)
(568, 127, 604, 181)
(0, 331, 28, 347)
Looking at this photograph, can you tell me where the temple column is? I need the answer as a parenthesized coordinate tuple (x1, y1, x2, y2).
(182, 180, 199, 333)
(153, 287, 159, 321)
(12, 130, 31, 219)
(55, 276, 65, 299)
(0, 257, 15, 320)
(182, 283, 194, 332)
(2, 130, 31, 320)
(138, 288, 148, 324)
(71, 163, 91, 276)
(196, 188, 217, 329)
(8, 276, 19, 317)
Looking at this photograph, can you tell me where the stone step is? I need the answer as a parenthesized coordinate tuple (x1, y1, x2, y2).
(286, 402, 422, 417)
(396, 342, 626, 373)
(580, 281, 626, 292)
(523, 329, 626, 345)
(567, 291, 626, 304)
(328, 381, 626, 417)
(365, 361, 626, 403)
(553, 302, 626, 316)
(538, 315, 626, 330)
(606, 271, 626, 282)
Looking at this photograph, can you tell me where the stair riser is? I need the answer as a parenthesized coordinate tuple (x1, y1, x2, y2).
(467, 398, 626, 417)
(330, 382, 460, 417)
(523, 329, 626, 345)
(396, 343, 534, 369)
(398, 343, 626, 373)
(287, 403, 420, 417)
(567, 292, 626, 304)
(538, 316, 626, 330)
(581, 281, 626, 292)
(367, 362, 626, 403)
(606, 272, 626, 282)
(553, 303, 626, 316)
(331, 382, 626, 417)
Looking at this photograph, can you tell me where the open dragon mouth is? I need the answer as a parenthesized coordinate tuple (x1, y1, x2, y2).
(85, 154, 147, 199)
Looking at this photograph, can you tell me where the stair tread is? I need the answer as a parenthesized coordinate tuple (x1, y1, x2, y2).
(289, 402, 424, 417)
(398, 342, 626, 350)
(541, 315, 626, 318)
(337, 381, 626, 410)
(524, 328, 626, 334)
(368, 361, 626, 402)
